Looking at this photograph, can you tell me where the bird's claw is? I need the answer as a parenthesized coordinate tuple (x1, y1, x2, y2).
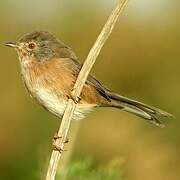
(67, 91, 81, 104)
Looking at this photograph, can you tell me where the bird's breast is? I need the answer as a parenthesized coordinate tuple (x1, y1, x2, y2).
(20, 60, 95, 120)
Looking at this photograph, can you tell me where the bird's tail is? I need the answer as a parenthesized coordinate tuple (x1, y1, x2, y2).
(105, 91, 175, 127)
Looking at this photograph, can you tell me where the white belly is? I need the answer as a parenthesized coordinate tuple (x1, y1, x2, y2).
(35, 88, 95, 120)
(20, 62, 96, 120)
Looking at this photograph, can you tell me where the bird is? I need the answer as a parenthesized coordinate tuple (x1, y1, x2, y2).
(5, 30, 174, 128)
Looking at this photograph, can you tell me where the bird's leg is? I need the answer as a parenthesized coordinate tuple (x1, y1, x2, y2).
(66, 89, 81, 104)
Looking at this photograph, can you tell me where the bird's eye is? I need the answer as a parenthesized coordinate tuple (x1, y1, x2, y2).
(28, 42, 36, 49)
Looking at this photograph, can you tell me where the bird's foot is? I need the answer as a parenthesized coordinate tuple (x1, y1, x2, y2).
(67, 90, 81, 104)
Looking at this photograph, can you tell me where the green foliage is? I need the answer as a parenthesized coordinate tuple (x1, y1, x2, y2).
(58, 158, 124, 180)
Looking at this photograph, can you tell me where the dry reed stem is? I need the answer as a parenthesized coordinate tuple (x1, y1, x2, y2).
(45, 1, 129, 179)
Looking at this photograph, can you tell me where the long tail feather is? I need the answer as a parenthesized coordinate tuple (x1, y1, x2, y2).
(106, 91, 175, 127)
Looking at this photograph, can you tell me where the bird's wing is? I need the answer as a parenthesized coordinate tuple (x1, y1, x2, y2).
(57, 46, 111, 102)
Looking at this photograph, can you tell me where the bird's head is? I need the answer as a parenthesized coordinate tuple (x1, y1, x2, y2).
(5, 31, 65, 63)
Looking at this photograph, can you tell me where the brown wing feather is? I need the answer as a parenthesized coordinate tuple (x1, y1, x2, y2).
(54, 46, 111, 104)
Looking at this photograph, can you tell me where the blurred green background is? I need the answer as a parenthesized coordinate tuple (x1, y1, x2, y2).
(0, 0, 179, 179)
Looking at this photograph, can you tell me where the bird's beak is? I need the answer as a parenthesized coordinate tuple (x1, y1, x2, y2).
(5, 42, 18, 48)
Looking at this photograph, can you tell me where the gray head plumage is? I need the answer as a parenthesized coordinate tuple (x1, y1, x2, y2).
(18, 31, 67, 61)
